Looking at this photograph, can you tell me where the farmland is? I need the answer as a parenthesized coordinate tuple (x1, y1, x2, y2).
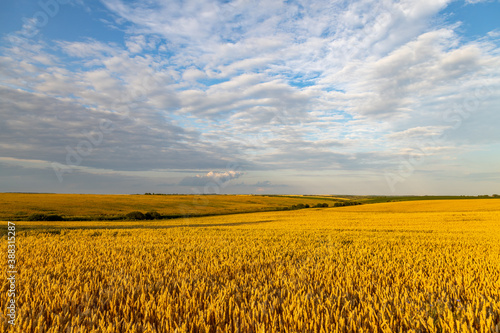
(1, 198, 500, 332)
(0, 193, 495, 222)
(0, 193, 346, 222)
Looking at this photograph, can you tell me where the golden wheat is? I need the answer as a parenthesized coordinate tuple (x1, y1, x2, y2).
(0, 193, 348, 221)
(1, 199, 499, 332)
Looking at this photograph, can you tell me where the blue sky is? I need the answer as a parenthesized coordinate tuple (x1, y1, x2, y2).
(1, 0, 499, 195)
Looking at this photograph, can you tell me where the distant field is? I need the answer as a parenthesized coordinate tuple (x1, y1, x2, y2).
(1, 199, 499, 331)
(272, 194, 500, 203)
(0, 193, 497, 222)
(0, 193, 343, 221)
(336, 198, 500, 213)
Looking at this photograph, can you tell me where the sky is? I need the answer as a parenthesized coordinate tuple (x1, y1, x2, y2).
(0, 0, 499, 195)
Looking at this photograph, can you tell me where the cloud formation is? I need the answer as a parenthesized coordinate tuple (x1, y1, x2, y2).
(179, 171, 244, 186)
(0, 0, 499, 194)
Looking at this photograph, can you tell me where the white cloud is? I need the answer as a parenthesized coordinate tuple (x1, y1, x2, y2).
(58, 39, 117, 58)
(487, 30, 500, 38)
(125, 35, 146, 54)
(182, 68, 206, 82)
(386, 126, 450, 140)
(464, 0, 491, 4)
(178, 171, 243, 186)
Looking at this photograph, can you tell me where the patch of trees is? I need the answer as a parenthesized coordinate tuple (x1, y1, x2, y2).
(333, 201, 362, 207)
(283, 203, 329, 210)
(27, 213, 64, 221)
(291, 203, 309, 209)
(125, 211, 162, 220)
(144, 193, 203, 195)
(144, 193, 173, 195)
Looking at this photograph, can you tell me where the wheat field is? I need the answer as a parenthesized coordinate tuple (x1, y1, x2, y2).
(1, 199, 499, 332)
(0, 193, 344, 221)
